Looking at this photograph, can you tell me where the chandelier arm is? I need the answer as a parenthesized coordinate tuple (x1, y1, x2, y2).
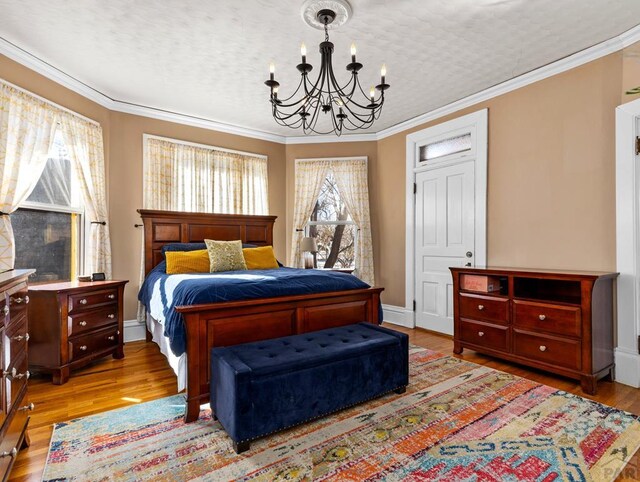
(339, 99, 376, 122)
(327, 60, 356, 98)
(276, 76, 306, 103)
(303, 98, 322, 132)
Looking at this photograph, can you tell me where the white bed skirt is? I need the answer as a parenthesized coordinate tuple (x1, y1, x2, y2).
(146, 314, 187, 391)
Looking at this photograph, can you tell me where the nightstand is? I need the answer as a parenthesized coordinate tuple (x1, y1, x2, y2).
(27, 280, 128, 384)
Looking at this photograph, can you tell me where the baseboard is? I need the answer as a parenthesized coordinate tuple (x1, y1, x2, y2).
(382, 304, 414, 328)
(124, 319, 147, 343)
(614, 347, 640, 388)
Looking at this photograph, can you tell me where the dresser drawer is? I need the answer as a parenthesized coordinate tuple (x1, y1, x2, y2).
(5, 351, 29, 414)
(513, 300, 581, 337)
(4, 318, 28, 369)
(6, 282, 29, 324)
(68, 289, 117, 313)
(460, 319, 509, 351)
(459, 293, 509, 324)
(68, 307, 118, 337)
(68, 327, 120, 362)
(513, 330, 581, 371)
(0, 404, 28, 479)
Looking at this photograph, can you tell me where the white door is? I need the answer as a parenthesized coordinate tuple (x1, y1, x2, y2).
(415, 160, 475, 334)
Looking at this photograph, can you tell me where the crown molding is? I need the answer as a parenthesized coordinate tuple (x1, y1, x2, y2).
(0, 36, 287, 144)
(285, 132, 378, 144)
(375, 24, 640, 140)
(2, 22, 640, 146)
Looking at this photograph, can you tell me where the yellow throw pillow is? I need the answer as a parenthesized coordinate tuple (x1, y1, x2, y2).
(205, 239, 248, 272)
(165, 250, 210, 274)
(243, 246, 280, 270)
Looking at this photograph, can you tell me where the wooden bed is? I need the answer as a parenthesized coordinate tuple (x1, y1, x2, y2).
(138, 209, 384, 422)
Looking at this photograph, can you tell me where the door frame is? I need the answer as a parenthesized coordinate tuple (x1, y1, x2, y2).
(405, 109, 488, 328)
(615, 99, 640, 388)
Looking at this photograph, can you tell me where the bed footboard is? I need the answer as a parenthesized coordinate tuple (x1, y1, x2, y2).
(176, 287, 384, 422)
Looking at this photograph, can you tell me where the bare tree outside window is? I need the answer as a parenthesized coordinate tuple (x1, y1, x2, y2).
(308, 172, 356, 269)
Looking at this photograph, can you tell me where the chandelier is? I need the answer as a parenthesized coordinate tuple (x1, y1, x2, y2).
(264, 1, 390, 136)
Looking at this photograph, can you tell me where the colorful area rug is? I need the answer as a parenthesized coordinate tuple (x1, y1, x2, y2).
(43, 347, 640, 481)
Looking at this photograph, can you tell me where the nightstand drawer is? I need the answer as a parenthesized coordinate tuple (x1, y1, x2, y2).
(68, 307, 118, 337)
(513, 300, 581, 337)
(459, 293, 509, 324)
(460, 319, 509, 351)
(513, 330, 581, 371)
(68, 289, 117, 313)
(68, 327, 120, 362)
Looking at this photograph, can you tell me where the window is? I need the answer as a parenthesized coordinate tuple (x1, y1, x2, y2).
(419, 132, 472, 162)
(307, 172, 356, 270)
(13, 130, 86, 282)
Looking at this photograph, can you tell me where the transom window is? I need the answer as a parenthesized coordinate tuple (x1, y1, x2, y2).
(13, 130, 86, 282)
(419, 132, 472, 162)
(307, 172, 356, 270)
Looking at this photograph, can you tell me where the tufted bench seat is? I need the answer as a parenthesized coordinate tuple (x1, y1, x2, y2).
(211, 322, 409, 453)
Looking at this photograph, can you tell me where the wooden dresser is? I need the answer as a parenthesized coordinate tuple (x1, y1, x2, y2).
(0, 269, 35, 479)
(28, 280, 128, 385)
(450, 267, 618, 394)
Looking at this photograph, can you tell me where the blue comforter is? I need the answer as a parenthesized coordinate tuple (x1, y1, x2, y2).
(138, 262, 372, 356)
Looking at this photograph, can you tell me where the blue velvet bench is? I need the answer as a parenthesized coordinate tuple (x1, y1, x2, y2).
(210, 322, 409, 453)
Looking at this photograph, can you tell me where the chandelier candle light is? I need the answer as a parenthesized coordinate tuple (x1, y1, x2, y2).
(265, 1, 389, 136)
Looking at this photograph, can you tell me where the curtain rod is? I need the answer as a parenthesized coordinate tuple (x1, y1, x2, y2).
(144, 134, 268, 160)
(0, 77, 101, 127)
(295, 156, 368, 163)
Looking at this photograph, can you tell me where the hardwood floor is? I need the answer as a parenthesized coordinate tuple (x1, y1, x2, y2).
(8, 325, 640, 481)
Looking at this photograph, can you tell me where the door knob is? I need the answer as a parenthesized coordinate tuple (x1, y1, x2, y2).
(466, 251, 473, 258)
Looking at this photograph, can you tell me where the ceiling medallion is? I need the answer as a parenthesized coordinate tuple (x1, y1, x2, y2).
(264, 0, 390, 136)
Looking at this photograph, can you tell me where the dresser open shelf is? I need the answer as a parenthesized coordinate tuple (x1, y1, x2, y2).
(450, 267, 618, 394)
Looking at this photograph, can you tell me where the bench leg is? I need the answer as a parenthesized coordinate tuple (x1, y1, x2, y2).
(233, 440, 250, 454)
(394, 386, 406, 394)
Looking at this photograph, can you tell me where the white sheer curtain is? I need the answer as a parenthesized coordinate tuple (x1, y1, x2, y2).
(139, 135, 269, 321)
(143, 137, 268, 214)
(291, 158, 375, 285)
(0, 82, 58, 271)
(331, 159, 375, 285)
(289, 160, 331, 268)
(59, 114, 112, 277)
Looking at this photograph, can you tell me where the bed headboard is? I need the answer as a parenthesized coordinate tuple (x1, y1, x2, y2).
(137, 209, 277, 275)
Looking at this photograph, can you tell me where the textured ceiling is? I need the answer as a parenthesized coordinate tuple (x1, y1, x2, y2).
(1, 0, 639, 137)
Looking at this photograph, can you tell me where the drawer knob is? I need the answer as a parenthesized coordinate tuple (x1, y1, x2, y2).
(18, 402, 34, 412)
(79, 321, 87, 327)
(478, 304, 485, 311)
(79, 298, 88, 305)
(2, 305, 8, 316)
(107, 294, 116, 300)
(13, 370, 30, 380)
(539, 345, 547, 352)
(25, 333, 29, 341)
(79, 345, 88, 351)
(478, 331, 485, 337)
(538, 314, 546, 321)
(0, 448, 17, 458)
(107, 335, 116, 341)
(107, 314, 115, 319)
(11, 296, 28, 304)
